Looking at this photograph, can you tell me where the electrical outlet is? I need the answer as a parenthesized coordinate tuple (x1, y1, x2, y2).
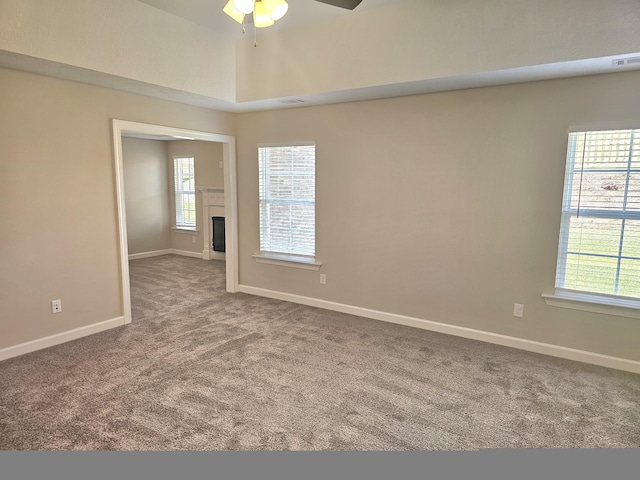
(219, 160, 223, 169)
(51, 299, 62, 314)
(192, 236, 196, 243)
(513, 303, 524, 318)
(320, 274, 326, 285)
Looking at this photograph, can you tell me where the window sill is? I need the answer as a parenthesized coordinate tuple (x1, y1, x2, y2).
(252, 253, 322, 271)
(542, 290, 640, 319)
(172, 227, 199, 235)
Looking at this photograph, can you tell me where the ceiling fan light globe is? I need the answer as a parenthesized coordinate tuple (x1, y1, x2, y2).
(223, 0, 245, 24)
(263, 0, 288, 21)
(271, 0, 289, 21)
(254, 1, 275, 28)
(233, 0, 255, 15)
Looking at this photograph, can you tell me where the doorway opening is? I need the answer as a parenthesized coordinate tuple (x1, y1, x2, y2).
(112, 119, 238, 325)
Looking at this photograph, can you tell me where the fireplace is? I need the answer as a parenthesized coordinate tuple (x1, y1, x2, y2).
(212, 217, 225, 252)
(196, 186, 225, 260)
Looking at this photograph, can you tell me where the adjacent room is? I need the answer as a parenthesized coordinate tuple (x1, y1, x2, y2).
(1, 0, 639, 450)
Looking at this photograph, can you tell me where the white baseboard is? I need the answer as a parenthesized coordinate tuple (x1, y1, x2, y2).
(129, 249, 203, 260)
(0, 316, 125, 362)
(170, 249, 203, 259)
(237, 285, 640, 375)
(128, 249, 172, 260)
(209, 251, 226, 261)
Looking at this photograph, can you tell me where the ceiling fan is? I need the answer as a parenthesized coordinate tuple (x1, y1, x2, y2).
(223, 0, 364, 32)
(313, 0, 363, 8)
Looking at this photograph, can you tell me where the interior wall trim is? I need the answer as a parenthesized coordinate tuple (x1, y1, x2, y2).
(112, 119, 239, 327)
(237, 285, 640, 375)
(0, 317, 125, 362)
(128, 249, 173, 260)
(168, 249, 203, 259)
(128, 249, 204, 260)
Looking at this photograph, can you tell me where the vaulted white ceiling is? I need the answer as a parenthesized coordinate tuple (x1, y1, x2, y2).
(0, 0, 639, 112)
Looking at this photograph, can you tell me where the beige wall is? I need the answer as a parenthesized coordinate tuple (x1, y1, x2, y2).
(0, 67, 234, 350)
(123, 137, 171, 255)
(121, 138, 224, 256)
(167, 140, 224, 254)
(236, 70, 640, 362)
(2, 64, 640, 364)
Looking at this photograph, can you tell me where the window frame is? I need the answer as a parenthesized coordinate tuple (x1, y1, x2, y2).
(254, 142, 321, 270)
(544, 127, 640, 318)
(173, 156, 197, 232)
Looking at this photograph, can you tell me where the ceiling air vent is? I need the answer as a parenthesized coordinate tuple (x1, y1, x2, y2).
(612, 57, 640, 66)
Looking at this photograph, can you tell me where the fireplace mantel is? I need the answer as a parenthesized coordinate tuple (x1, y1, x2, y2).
(197, 186, 225, 261)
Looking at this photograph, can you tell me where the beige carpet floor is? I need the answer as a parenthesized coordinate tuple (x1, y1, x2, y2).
(1, 255, 639, 450)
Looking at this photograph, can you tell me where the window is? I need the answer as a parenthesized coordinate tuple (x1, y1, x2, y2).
(258, 143, 316, 263)
(555, 129, 640, 300)
(173, 156, 196, 230)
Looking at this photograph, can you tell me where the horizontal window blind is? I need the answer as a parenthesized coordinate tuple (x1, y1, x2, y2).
(556, 129, 640, 298)
(174, 156, 196, 228)
(259, 144, 315, 257)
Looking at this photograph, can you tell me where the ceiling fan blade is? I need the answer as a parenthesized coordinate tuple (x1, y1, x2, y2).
(314, 0, 364, 10)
